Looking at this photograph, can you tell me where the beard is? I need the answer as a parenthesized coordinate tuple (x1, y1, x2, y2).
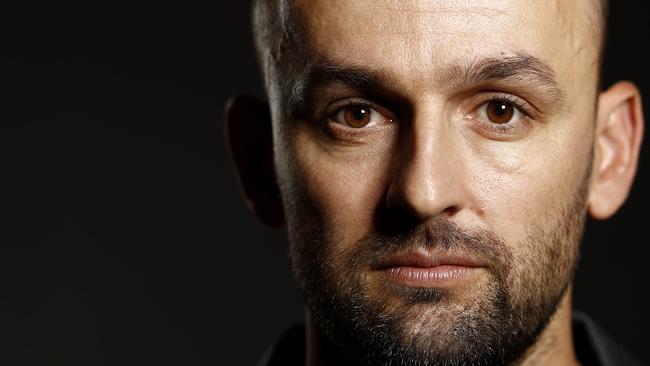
(283, 170, 589, 366)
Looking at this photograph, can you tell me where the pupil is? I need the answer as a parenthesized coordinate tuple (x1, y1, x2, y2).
(494, 103, 507, 116)
(353, 108, 367, 120)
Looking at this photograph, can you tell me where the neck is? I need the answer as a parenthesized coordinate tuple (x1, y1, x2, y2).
(304, 289, 580, 366)
(513, 288, 581, 366)
(304, 312, 350, 366)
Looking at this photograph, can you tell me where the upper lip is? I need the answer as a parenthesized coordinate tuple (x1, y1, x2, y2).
(374, 248, 486, 270)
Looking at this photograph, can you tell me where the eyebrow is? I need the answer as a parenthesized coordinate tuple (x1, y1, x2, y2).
(298, 63, 396, 92)
(287, 63, 399, 117)
(440, 54, 565, 107)
(289, 53, 564, 117)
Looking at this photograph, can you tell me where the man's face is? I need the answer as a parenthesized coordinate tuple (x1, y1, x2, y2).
(270, 0, 601, 364)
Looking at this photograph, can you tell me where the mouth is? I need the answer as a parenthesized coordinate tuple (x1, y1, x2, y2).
(374, 249, 486, 288)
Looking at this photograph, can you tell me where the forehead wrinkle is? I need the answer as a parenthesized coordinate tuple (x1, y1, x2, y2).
(373, 3, 507, 17)
(294, 0, 512, 45)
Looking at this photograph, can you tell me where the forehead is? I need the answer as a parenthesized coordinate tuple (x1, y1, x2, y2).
(291, 0, 599, 96)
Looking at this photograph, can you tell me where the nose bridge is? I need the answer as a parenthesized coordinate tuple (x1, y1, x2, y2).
(387, 108, 465, 220)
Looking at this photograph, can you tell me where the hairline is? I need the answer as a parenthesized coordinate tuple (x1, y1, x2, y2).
(251, 0, 609, 104)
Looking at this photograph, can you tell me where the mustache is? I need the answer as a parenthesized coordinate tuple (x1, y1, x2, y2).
(349, 218, 513, 271)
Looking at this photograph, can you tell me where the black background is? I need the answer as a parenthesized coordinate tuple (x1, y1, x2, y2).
(1, 2, 648, 366)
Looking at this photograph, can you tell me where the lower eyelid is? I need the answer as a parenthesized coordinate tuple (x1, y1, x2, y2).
(325, 120, 379, 140)
(477, 116, 530, 136)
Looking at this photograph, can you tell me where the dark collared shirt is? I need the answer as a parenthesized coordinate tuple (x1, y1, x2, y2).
(258, 312, 643, 365)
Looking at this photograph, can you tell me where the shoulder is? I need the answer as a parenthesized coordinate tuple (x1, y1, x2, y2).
(573, 311, 644, 366)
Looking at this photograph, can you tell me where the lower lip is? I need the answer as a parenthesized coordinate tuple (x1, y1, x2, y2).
(382, 265, 479, 288)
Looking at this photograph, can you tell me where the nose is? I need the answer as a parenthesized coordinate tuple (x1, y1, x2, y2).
(385, 117, 468, 224)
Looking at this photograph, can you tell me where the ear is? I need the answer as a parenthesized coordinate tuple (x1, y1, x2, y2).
(588, 81, 645, 220)
(224, 95, 285, 227)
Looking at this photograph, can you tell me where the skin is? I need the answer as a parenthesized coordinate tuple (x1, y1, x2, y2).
(226, 0, 644, 365)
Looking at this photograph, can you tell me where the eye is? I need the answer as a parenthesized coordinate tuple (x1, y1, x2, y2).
(464, 95, 534, 138)
(331, 105, 391, 128)
(481, 100, 521, 124)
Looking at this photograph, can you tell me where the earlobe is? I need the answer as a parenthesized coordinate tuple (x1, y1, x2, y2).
(588, 81, 644, 220)
(224, 95, 285, 227)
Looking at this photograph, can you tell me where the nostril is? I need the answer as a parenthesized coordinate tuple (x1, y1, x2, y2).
(376, 190, 463, 235)
(374, 203, 423, 235)
(442, 205, 461, 216)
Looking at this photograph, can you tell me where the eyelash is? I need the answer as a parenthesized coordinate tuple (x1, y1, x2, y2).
(487, 94, 527, 114)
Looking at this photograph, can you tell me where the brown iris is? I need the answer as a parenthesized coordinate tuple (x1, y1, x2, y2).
(343, 106, 372, 128)
(486, 101, 514, 124)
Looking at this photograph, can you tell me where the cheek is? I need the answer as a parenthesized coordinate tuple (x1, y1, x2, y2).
(281, 126, 394, 248)
(468, 123, 592, 247)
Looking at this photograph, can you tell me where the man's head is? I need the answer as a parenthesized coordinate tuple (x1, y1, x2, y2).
(227, 0, 643, 365)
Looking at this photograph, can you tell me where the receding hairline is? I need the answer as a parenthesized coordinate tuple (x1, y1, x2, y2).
(251, 0, 610, 93)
